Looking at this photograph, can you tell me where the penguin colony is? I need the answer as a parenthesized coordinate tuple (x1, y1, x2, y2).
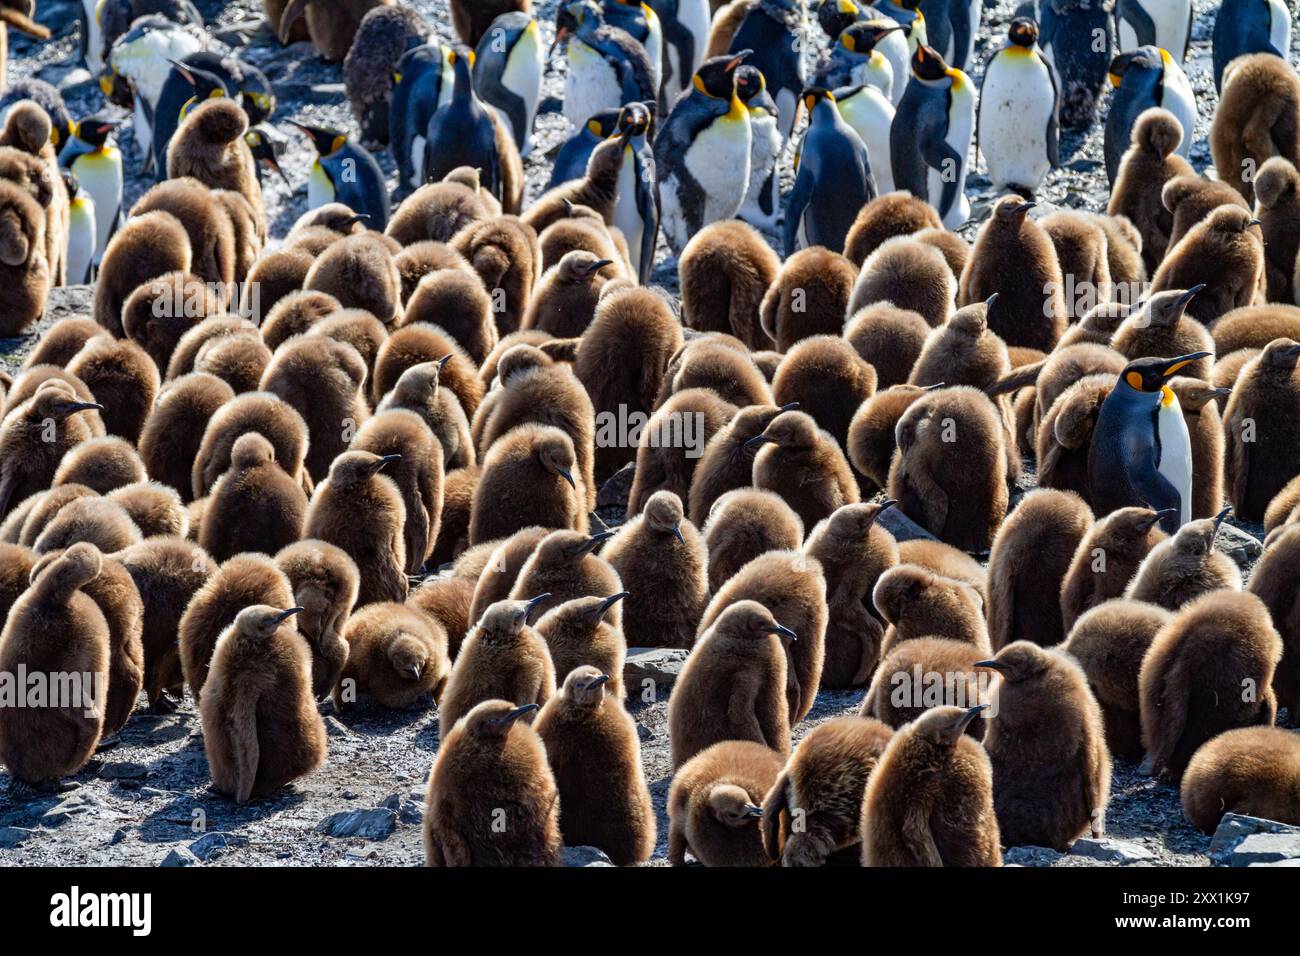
(2, 0, 1300, 869)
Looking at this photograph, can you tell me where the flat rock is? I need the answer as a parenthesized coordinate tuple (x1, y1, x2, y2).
(315, 807, 398, 841)
(0, 826, 32, 848)
(1215, 524, 1262, 569)
(1070, 837, 1154, 863)
(563, 845, 613, 867)
(624, 647, 689, 690)
(1220, 832, 1300, 867)
(160, 847, 200, 867)
(1209, 813, 1300, 864)
(189, 832, 249, 862)
(1002, 846, 1062, 867)
(40, 791, 104, 827)
(98, 761, 148, 780)
(596, 464, 635, 513)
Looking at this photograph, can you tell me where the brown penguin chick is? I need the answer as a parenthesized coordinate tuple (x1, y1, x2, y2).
(476, 345, 597, 511)
(334, 601, 449, 709)
(0, 541, 34, 620)
(1224, 338, 1300, 519)
(507, 529, 622, 623)
(386, 174, 491, 245)
(912, 226, 970, 280)
(1059, 598, 1172, 758)
(757, 247, 857, 352)
(65, 335, 158, 443)
(536, 213, 627, 280)
(1263, 474, 1300, 535)
(533, 594, 628, 701)
(423, 697, 561, 867)
(0, 100, 67, 287)
(26, 544, 143, 738)
(887, 386, 1009, 551)
(259, 290, 340, 352)
(305, 450, 408, 606)
(1151, 208, 1264, 324)
(1058, 302, 1132, 349)
(200, 604, 327, 803)
(371, 322, 484, 415)
(274, 539, 359, 699)
(771, 337, 877, 451)
(120, 272, 221, 372)
(241, 247, 315, 324)
(199, 432, 307, 563)
(260, 335, 368, 484)
(843, 190, 943, 268)
(1124, 509, 1241, 610)
(276, 0, 392, 60)
(165, 315, 260, 381)
(700, 488, 803, 594)
(627, 387, 737, 517)
(678, 219, 780, 349)
(135, 376, 231, 507)
(0, 493, 40, 544)
(0, 178, 47, 337)
(1249, 524, 1300, 719)
(341, 3, 426, 145)
(535, 665, 655, 865)
(1250, 157, 1300, 302)
(437, 596, 556, 735)
(1139, 590, 1282, 781)
(1040, 211, 1114, 319)
(759, 716, 893, 866)
(908, 299, 1010, 396)
(1059, 506, 1167, 631)
(1162, 173, 1252, 252)
(407, 574, 475, 658)
(603, 491, 708, 650)
(1091, 214, 1147, 293)
(308, 310, 388, 381)
(979, 641, 1111, 849)
(289, 202, 371, 239)
(874, 563, 990, 659)
(32, 496, 141, 555)
(668, 739, 784, 866)
(990, 342, 1126, 447)
(859, 636, 987, 736)
(657, 336, 772, 410)
(687, 403, 790, 526)
(91, 211, 192, 338)
(191, 390, 310, 500)
(1213, 304, 1300, 353)
(848, 237, 955, 330)
(844, 302, 931, 390)
(401, 269, 496, 365)
(178, 552, 295, 705)
(803, 501, 900, 687)
(51, 436, 146, 493)
(212, 188, 262, 285)
(428, 464, 479, 566)
(750, 409, 859, 531)
(845, 384, 931, 492)
(469, 424, 586, 545)
(987, 489, 1093, 651)
(0, 543, 108, 786)
(1211, 52, 1300, 206)
(166, 99, 264, 234)
(130, 178, 236, 300)
(520, 134, 628, 236)
(0, 381, 101, 520)
(19, 317, 102, 370)
(958, 197, 1066, 351)
(518, 250, 610, 338)
(351, 410, 444, 574)
(1107, 108, 1195, 274)
(449, 215, 539, 336)
(896, 538, 989, 599)
(1213, 348, 1260, 413)
(1181, 726, 1300, 832)
(393, 240, 472, 303)
(1168, 378, 1229, 519)
(377, 361, 475, 469)
(304, 232, 401, 325)
(574, 285, 684, 476)
(860, 704, 1001, 866)
(669, 600, 793, 770)
(4, 365, 101, 425)
(1034, 373, 1112, 501)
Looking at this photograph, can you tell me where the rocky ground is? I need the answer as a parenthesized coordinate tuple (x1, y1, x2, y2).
(0, 0, 1296, 867)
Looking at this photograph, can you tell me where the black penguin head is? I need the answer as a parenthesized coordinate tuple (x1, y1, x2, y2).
(61, 168, 79, 199)
(734, 65, 767, 103)
(693, 50, 751, 99)
(236, 65, 276, 126)
(74, 115, 117, 149)
(840, 20, 902, 55)
(98, 66, 133, 108)
(910, 44, 950, 83)
(1108, 46, 1162, 87)
(1007, 17, 1038, 47)
(245, 126, 289, 184)
(616, 101, 653, 138)
(582, 108, 622, 140)
(169, 58, 229, 103)
(554, 0, 602, 48)
(817, 0, 862, 39)
(288, 120, 347, 158)
(1119, 353, 1212, 393)
(801, 86, 836, 119)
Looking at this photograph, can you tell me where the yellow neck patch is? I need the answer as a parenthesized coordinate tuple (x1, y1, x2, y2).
(1161, 385, 1176, 407)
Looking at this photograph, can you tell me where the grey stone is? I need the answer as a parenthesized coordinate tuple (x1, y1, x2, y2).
(398, 800, 423, 826)
(875, 506, 937, 544)
(160, 847, 200, 867)
(563, 845, 614, 867)
(0, 826, 32, 848)
(624, 647, 689, 689)
(1002, 846, 1062, 867)
(99, 761, 148, 780)
(1221, 833, 1300, 867)
(1215, 524, 1262, 569)
(315, 807, 398, 840)
(596, 464, 635, 513)
(1209, 813, 1300, 864)
(1249, 859, 1300, 867)
(1069, 837, 1154, 863)
(188, 832, 248, 861)
(40, 791, 104, 827)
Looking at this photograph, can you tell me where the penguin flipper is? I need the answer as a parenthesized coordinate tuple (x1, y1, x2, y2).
(1117, 0, 1157, 47)
(922, 135, 963, 228)
(782, 165, 815, 258)
(949, 0, 973, 71)
(1128, 461, 1183, 534)
(635, 169, 660, 284)
(1041, 51, 1061, 169)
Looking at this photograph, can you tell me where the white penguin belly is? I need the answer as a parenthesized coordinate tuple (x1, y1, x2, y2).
(308, 161, 336, 210)
(740, 113, 781, 229)
(66, 199, 97, 285)
(838, 88, 895, 193)
(85, 0, 104, 72)
(75, 149, 122, 258)
(978, 49, 1055, 192)
(1157, 391, 1193, 528)
(1159, 58, 1197, 158)
(930, 73, 974, 229)
(410, 135, 426, 188)
(684, 110, 752, 230)
(502, 23, 544, 156)
(877, 30, 910, 106)
(963, 0, 980, 68)
(660, 172, 688, 253)
(675, 0, 711, 95)
(614, 147, 644, 273)
(1119, 0, 1191, 60)
(850, 54, 893, 102)
(564, 40, 621, 130)
(133, 100, 152, 161)
(1269, 0, 1292, 54)
(643, 22, 665, 93)
(775, 87, 798, 143)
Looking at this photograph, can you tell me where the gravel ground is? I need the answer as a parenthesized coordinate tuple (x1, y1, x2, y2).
(0, 0, 1290, 866)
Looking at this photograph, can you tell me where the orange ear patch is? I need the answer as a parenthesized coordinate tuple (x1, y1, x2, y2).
(1126, 371, 1144, 390)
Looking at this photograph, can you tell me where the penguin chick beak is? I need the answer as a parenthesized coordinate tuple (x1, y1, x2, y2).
(274, 606, 305, 624)
(956, 704, 987, 731)
(593, 592, 630, 619)
(1140, 507, 1178, 530)
(874, 499, 898, 521)
(374, 454, 402, 473)
(973, 659, 1007, 672)
(744, 804, 764, 819)
(984, 292, 999, 308)
(498, 703, 540, 726)
(342, 214, 370, 229)
(436, 353, 454, 369)
(582, 258, 615, 276)
(556, 466, 576, 488)
(764, 623, 797, 641)
(1013, 201, 1036, 218)
(1248, 218, 1263, 228)
(671, 524, 686, 545)
(588, 674, 612, 690)
(65, 401, 105, 414)
(1213, 506, 1232, 532)
(778, 401, 800, 412)
(744, 433, 777, 450)
(522, 593, 552, 622)
(1174, 284, 1205, 312)
(581, 530, 616, 554)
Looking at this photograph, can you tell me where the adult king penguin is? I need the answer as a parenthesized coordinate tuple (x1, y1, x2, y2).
(1212, 0, 1292, 93)
(1117, 0, 1192, 62)
(785, 87, 876, 256)
(977, 18, 1058, 197)
(62, 170, 97, 286)
(549, 107, 621, 188)
(151, 57, 232, 180)
(817, 19, 902, 101)
(553, 0, 657, 133)
(59, 115, 123, 263)
(654, 0, 712, 104)
(1088, 351, 1211, 533)
(889, 44, 973, 229)
(291, 122, 391, 229)
(654, 51, 752, 255)
(915, 0, 980, 73)
(736, 65, 783, 232)
(423, 48, 509, 209)
(474, 11, 545, 157)
(724, 0, 806, 141)
(834, 82, 895, 193)
(603, 0, 665, 95)
(1104, 46, 1196, 185)
(612, 101, 660, 284)
(817, 1, 911, 106)
(390, 41, 455, 197)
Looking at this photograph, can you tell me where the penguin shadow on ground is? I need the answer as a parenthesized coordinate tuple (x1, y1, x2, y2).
(137, 787, 309, 844)
(329, 694, 438, 739)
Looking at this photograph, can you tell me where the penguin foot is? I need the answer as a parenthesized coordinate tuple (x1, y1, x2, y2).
(96, 734, 122, 753)
(148, 693, 179, 715)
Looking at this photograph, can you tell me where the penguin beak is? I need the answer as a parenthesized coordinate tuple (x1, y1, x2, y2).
(592, 592, 629, 620)
(522, 593, 552, 622)
(372, 454, 402, 473)
(744, 804, 764, 819)
(873, 499, 897, 523)
(549, 26, 569, 58)
(763, 622, 797, 641)
(64, 401, 105, 414)
(437, 353, 454, 369)
(274, 606, 305, 624)
(778, 401, 800, 412)
(984, 292, 999, 308)
(955, 704, 987, 731)
(1174, 284, 1205, 313)
(1108, 71, 1122, 87)
(725, 50, 752, 71)
(1139, 508, 1177, 530)
(744, 433, 777, 450)
(923, 382, 945, 390)
(973, 659, 1007, 672)
(670, 523, 686, 545)
(1213, 506, 1232, 532)
(556, 466, 576, 488)
(587, 674, 612, 690)
(342, 214, 370, 229)
(580, 530, 616, 554)
(1158, 352, 1212, 377)
(583, 258, 615, 276)
(497, 703, 540, 726)
(261, 155, 290, 186)
(1248, 218, 1263, 229)
(1013, 201, 1036, 218)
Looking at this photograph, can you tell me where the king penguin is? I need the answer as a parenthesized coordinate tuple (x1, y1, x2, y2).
(654, 0, 711, 104)
(549, 107, 621, 188)
(1036, 0, 1113, 129)
(1117, 0, 1192, 62)
(603, 0, 665, 95)
(785, 87, 876, 256)
(59, 115, 123, 264)
(736, 65, 782, 232)
(151, 57, 231, 180)
(80, 0, 106, 74)
(976, 17, 1059, 198)
(62, 170, 98, 286)
(889, 44, 973, 229)
(1104, 46, 1196, 186)
(1087, 352, 1212, 533)
(474, 11, 545, 157)
(246, 125, 290, 187)
(912, 0, 980, 73)
(423, 48, 511, 209)
(553, 0, 657, 133)
(817, 19, 901, 101)
(817, 2, 911, 106)
(834, 82, 895, 193)
(725, 0, 806, 141)
(612, 101, 660, 283)
(390, 41, 455, 197)
(1212, 0, 1291, 92)
(291, 122, 391, 229)
(654, 50, 752, 255)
